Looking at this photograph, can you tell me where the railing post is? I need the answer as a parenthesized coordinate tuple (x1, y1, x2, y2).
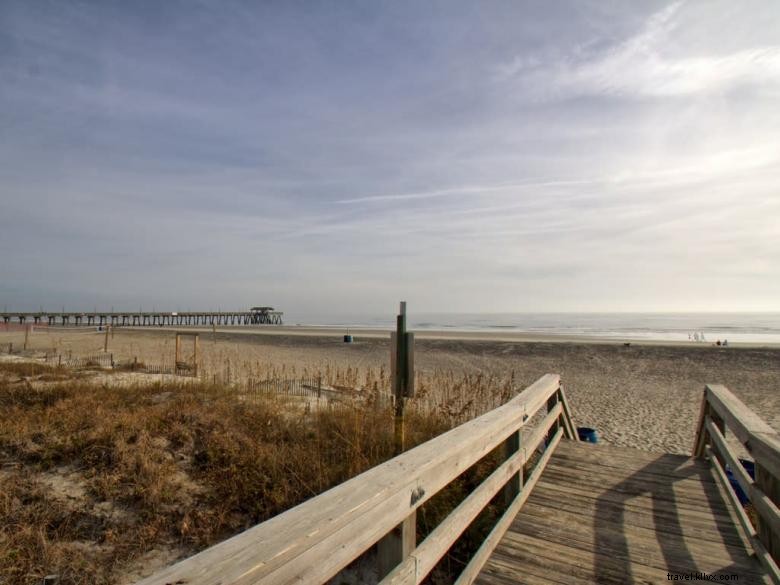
(378, 511, 416, 580)
(504, 429, 522, 505)
(546, 391, 560, 446)
(709, 410, 727, 469)
(693, 389, 709, 458)
(756, 462, 780, 563)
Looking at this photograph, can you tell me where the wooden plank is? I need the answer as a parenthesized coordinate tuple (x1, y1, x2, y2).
(490, 534, 671, 585)
(693, 388, 709, 457)
(378, 511, 416, 580)
(478, 548, 595, 585)
(532, 479, 737, 525)
(514, 500, 759, 564)
(546, 392, 559, 445)
(526, 490, 750, 547)
(503, 430, 521, 506)
(705, 384, 775, 445)
(748, 432, 780, 483)
(454, 428, 563, 585)
(537, 465, 731, 510)
(545, 453, 721, 485)
(706, 417, 756, 502)
(137, 375, 562, 585)
(542, 451, 724, 489)
(553, 439, 708, 470)
(756, 462, 780, 570)
(476, 440, 772, 585)
(382, 406, 564, 584)
(709, 449, 780, 584)
(557, 385, 578, 441)
(508, 509, 764, 576)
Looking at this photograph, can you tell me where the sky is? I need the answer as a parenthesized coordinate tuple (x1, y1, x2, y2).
(1, 0, 779, 315)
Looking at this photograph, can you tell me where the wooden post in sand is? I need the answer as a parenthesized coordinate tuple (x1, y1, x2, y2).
(391, 301, 415, 455)
(23, 324, 30, 351)
(194, 334, 199, 377)
(379, 301, 416, 579)
(104, 326, 110, 352)
(175, 332, 199, 377)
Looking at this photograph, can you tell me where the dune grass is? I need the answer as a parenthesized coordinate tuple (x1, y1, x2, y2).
(2, 361, 508, 584)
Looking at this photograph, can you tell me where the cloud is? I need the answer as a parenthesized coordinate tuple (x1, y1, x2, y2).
(2, 1, 780, 313)
(334, 179, 599, 204)
(497, 2, 780, 99)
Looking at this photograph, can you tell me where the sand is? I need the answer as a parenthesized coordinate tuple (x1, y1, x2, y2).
(2, 325, 778, 455)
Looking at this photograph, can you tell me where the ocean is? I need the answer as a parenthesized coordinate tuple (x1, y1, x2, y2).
(288, 312, 780, 344)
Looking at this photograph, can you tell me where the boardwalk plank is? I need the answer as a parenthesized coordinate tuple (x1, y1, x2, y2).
(475, 439, 770, 585)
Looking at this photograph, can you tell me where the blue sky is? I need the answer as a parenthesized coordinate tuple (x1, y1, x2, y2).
(1, 1, 779, 314)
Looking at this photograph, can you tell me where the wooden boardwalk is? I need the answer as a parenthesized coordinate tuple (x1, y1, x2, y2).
(137, 377, 779, 585)
(476, 439, 771, 585)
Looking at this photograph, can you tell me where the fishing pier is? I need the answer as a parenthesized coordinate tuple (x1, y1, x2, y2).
(0, 306, 282, 327)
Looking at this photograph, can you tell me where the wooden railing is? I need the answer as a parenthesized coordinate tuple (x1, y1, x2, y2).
(693, 384, 780, 583)
(136, 373, 577, 585)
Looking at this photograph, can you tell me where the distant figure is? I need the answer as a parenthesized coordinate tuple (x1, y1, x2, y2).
(688, 333, 692, 341)
(701, 332, 706, 342)
(723, 339, 729, 347)
(693, 332, 700, 342)
(716, 340, 721, 346)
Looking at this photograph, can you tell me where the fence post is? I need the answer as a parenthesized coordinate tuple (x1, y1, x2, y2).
(193, 333, 199, 377)
(318, 375, 322, 399)
(379, 302, 416, 580)
(24, 325, 30, 351)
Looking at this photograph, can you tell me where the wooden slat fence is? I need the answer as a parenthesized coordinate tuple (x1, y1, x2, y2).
(694, 383, 780, 582)
(246, 376, 324, 398)
(44, 352, 114, 369)
(136, 373, 577, 585)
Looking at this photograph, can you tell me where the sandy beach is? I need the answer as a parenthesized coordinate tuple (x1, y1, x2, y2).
(2, 325, 778, 455)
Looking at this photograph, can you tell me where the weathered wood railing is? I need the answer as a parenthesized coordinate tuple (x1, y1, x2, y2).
(136, 373, 576, 585)
(694, 384, 780, 583)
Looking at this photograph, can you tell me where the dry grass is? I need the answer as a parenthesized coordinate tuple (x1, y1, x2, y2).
(2, 361, 505, 584)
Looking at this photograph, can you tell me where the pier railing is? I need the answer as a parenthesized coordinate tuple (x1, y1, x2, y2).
(694, 384, 780, 581)
(136, 373, 577, 585)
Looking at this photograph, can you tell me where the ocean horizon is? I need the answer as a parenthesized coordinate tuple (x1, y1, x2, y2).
(288, 311, 780, 344)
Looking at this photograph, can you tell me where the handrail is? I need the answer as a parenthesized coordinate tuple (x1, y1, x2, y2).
(136, 373, 577, 585)
(693, 384, 780, 584)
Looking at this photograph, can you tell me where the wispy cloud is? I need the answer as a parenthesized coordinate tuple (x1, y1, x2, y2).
(497, 2, 780, 99)
(334, 179, 599, 204)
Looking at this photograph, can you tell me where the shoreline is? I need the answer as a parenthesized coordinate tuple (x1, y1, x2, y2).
(113, 325, 780, 348)
(2, 323, 778, 455)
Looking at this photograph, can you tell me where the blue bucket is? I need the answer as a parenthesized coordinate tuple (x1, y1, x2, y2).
(577, 427, 598, 443)
(726, 459, 756, 505)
